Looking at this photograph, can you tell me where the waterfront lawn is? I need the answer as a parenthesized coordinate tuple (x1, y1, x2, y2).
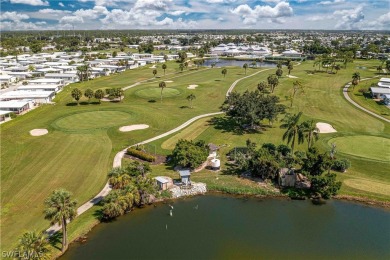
(0, 62, 255, 251)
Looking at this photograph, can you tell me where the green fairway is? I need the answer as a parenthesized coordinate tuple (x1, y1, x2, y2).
(329, 135, 390, 161)
(1, 58, 389, 255)
(53, 110, 133, 131)
(135, 87, 182, 99)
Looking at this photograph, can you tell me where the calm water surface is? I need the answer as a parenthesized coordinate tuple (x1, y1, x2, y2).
(202, 59, 276, 68)
(62, 195, 390, 260)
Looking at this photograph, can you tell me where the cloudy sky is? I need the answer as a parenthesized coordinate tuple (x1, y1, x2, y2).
(1, 0, 389, 31)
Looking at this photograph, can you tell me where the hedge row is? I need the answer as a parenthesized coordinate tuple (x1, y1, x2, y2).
(127, 148, 156, 162)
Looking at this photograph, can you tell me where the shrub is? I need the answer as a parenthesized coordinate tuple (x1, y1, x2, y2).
(9, 112, 17, 119)
(127, 148, 156, 162)
(331, 158, 351, 172)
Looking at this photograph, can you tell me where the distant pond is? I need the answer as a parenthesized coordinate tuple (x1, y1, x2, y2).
(62, 195, 390, 260)
(202, 58, 276, 68)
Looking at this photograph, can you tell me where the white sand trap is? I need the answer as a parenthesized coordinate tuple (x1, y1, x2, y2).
(165, 80, 173, 83)
(287, 75, 298, 78)
(30, 129, 48, 136)
(119, 124, 149, 132)
(149, 65, 156, 69)
(316, 122, 337, 133)
(188, 84, 199, 89)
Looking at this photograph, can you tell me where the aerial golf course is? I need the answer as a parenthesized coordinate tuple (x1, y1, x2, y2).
(1, 59, 389, 252)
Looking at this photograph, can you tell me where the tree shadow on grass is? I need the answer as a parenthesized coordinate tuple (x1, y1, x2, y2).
(79, 102, 89, 105)
(48, 232, 62, 251)
(148, 99, 157, 103)
(215, 79, 221, 82)
(179, 105, 189, 109)
(220, 162, 241, 176)
(66, 102, 78, 106)
(209, 117, 263, 135)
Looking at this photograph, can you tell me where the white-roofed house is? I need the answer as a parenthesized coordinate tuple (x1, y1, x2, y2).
(45, 73, 78, 84)
(0, 100, 30, 114)
(28, 78, 64, 86)
(18, 84, 62, 93)
(0, 90, 55, 104)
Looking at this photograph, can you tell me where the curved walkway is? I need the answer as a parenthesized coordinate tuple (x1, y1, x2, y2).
(342, 77, 390, 123)
(46, 68, 270, 235)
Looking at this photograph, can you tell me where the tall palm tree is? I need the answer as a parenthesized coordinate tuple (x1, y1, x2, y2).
(287, 63, 293, 75)
(179, 63, 184, 72)
(162, 64, 167, 75)
(159, 81, 166, 102)
(352, 72, 361, 82)
(152, 69, 157, 77)
(44, 189, 77, 252)
(222, 68, 227, 78)
(186, 94, 196, 108)
(267, 74, 279, 93)
(257, 81, 268, 94)
(301, 120, 319, 149)
(16, 231, 50, 259)
(71, 88, 82, 104)
(243, 63, 248, 75)
(334, 64, 341, 74)
(280, 112, 305, 153)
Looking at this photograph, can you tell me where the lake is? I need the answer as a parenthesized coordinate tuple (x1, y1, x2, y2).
(202, 58, 276, 68)
(62, 195, 390, 260)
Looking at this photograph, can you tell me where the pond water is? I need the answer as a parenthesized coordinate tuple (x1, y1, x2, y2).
(202, 58, 276, 68)
(62, 195, 390, 260)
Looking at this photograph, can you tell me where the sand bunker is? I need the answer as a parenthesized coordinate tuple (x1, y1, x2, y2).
(316, 122, 337, 133)
(149, 65, 156, 69)
(188, 84, 199, 89)
(287, 75, 298, 78)
(165, 80, 173, 83)
(30, 129, 48, 136)
(119, 124, 149, 132)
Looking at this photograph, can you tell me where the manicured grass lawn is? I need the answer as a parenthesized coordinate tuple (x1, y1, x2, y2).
(328, 135, 390, 161)
(1, 58, 389, 254)
(135, 87, 181, 99)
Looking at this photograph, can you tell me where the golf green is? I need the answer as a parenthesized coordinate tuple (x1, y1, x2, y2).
(328, 135, 390, 161)
(135, 87, 181, 99)
(54, 111, 133, 130)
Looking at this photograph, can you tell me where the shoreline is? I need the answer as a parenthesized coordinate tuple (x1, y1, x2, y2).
(57, 190, 390, 259)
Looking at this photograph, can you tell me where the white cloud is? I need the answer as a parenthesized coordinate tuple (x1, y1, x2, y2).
(10, 0, 49, 6)
(74, 6, 109, 19)
(334, 6, 364, 29)
(319, 0, 345, 5)
(133, 0, 172, 11)
(231, 1, 293, 25)
(59, 15, 84, 24)
(39, 8, 71, 15)
(0, 11, 29, 22)
(59, 2, 64, 7)
(206, 0, 237, 3)
(169, 10, 185, 16)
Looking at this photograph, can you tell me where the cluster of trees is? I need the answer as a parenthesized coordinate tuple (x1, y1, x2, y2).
(230, 138, 345, 199)
(171, 139, 209, 169)
(221, 90, 286, 129)
(103, 161, 158, 219)
(76, 65, 91, 82)
(106, 88, 124, 101)
(138, 42, 154, 54)
(71, 88, 104, 104)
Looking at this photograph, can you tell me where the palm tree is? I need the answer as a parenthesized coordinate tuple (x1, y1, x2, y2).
(257, 81, 268, 94)
(222, 68, 227, 78)
(290, 80, 304, 107)
(116, 88, 124, 102)
(179, 63, 184, 72)
(301, 120, 319, 149)
(276, 68, 283, 78)
(186, 94, 196, 108)
(162, 64, 167, 75)
(152, 69, 157, 78)
(276, 61, 283, 69)
(84, 88, 94, 103)
(351, 78, 359, 91)
(94, 89, 104, 104)
(71, 88, 82, 104)
(267, 74, 279, 93)
(377, 65, 383, 74)
(44, 189, 77, 252)
(16, 231, 50, 259)
(76, 65, 86, 82)
(352, 72, 361, 82)
(280, 112, 305, 153)
(243, 63, 248, 75)
(287, 63, 293, 75)
(159, 81, 166, 102)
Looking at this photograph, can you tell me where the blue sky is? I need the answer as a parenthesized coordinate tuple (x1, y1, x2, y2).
(1, 0, 389, 30)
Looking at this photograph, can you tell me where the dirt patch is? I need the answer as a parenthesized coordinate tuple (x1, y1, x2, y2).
(30, 129, 48, 136)
(119, 124, 149, 132)
(187, 84, 199, 89)
(316, 122, 337, 133)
